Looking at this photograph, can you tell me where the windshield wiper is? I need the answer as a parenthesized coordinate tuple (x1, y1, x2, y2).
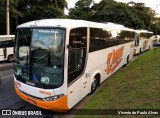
(36, 54, 48, 63)
(26, 51, 29, 77)
(32, 47, 51, 66)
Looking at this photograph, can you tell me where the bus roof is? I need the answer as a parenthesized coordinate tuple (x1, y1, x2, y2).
(121, 27, 135, 32)
(17, 19, 89, 29)
(17, 19, 129, 31)
(136, 30, 153, 33)
(103, 22, 124, 30)
(17, 19, 116, 30)
(147, 31, 153, 33)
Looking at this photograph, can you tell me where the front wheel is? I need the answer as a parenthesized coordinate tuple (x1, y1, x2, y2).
(139, 48, 142, 55)
(90, 77, 98, 94)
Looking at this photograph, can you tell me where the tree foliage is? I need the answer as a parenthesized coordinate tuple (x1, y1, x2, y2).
(69, 0, 94, 20)
(0, 0, 67, 35)
(0, 0, 160, 35)
(151, 17, 160, 35)
(68, 0, 160, 34)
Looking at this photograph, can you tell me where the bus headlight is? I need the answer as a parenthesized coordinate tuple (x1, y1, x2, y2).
(43, 94, 64, 101)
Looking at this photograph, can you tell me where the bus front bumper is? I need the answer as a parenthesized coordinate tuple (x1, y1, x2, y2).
(15, 85, 69, 112)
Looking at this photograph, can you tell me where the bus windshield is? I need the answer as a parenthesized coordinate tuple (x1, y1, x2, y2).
(14, 28, 65, 89)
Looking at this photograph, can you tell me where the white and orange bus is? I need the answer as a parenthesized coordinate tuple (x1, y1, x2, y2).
(0, 35, 14, 61)
(134, 30, 153, 55)
(14, 19, 135, 112)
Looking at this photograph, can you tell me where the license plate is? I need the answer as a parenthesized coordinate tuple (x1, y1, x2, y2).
(27, 98, 36, 105)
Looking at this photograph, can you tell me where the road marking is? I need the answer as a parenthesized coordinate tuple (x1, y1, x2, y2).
(0, 74, 13, 80)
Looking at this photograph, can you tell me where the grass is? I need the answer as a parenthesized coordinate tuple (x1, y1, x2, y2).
(75, 47, 160, 118)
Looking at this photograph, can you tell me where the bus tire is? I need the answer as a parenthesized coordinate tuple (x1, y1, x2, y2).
(7, 54, 13, 62)
(123, 55, 129, 67)
(139, 48, 142, 54)
(90, 75, 99, 94)
(127, 55, 129, 65)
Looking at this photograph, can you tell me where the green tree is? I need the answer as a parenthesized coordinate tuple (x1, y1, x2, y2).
(92, 0, 155, 30)
(68, 0, 159, 34)
(151, 17, 160, 35)
(69, 0, 94, 20)
(0, 0, 68, 35)
(127, 1, 155, 30)
(0, 0, 7, 34)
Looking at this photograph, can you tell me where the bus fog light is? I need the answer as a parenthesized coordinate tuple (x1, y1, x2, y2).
(43, 94, 64, 101)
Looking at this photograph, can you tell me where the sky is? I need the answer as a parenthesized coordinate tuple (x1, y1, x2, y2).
(65, 0, 160, 17)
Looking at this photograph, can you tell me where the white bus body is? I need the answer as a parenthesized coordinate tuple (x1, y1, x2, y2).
(134, 30, 153, 55)
(0, 35, 14, 61)
(14, 19, 135, 112)
(152, 35, 160, 46)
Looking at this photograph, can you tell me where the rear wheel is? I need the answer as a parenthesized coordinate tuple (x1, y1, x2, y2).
(123, 55, 129, 67)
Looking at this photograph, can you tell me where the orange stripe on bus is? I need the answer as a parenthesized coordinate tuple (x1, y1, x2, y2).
(134, 49, 136, 55)
(15, 85, 69, 112)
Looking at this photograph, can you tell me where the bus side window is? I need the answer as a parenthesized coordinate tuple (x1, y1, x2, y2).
(69, 49, 83, 72)
(89, 28, 111, 52)
(68, 28, 87, 84)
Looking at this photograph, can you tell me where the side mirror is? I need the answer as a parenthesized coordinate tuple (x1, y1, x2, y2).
(67, 44, 74, 53)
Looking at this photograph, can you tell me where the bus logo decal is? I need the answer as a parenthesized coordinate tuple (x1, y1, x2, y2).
(39, 90, 52, 96)
(106, 46, 124, 74)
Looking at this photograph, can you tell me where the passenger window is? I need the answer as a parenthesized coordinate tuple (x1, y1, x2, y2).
(89, 28, 112, 52)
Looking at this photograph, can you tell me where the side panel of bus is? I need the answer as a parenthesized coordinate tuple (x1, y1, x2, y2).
(86, 41, 134, 85)
(67, 25, 135, 109)
(6, 47, 13, 61)
(0, 48, 4, 61)
(134, 38, 145, 55)
(67, 75, 90, 108)
(67, 41, 134, 109)
(0, 47, 13, 61)
(148, 38, 153, 49)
